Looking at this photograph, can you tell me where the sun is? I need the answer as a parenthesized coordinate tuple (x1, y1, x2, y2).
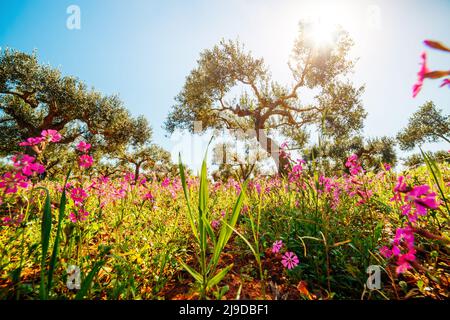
(309, 19, 335, 47)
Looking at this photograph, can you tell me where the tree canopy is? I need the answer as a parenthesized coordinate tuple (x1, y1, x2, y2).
(165, 22, 366, 173)
(397, 101, 449, 150)
(0, 49, 152, 158)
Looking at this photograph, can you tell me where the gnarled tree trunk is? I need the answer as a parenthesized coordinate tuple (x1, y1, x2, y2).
(254, 127, 291, 176)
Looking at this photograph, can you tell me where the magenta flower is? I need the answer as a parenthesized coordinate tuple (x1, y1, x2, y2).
(383, 163, 391, 171)
(394, 176, 408, 193)
(19, 137, 44, 146)
(12, 154, 45, 176)
(379, 246, 393, 259)
(70, 187, 88, 205)
(345, 154, 363, 175)
(0, 172, 29, 194)
(382, 226, 416, 274)
(78, 154, 93, 168)
(41, 129, 62, 143)
(281, 252, 299, 270)
(406, 185, 439, 216)
(412, 52, 430, 98)
(161, 177, 170, 188)
(272, 240, 283, 253)
(76, 141, 91, 153)
(254, 182, 262, 195)
(211, 220, 220, 229)
(69, 209, 89, 223)
(440, 78, 450, 88)
(143, 192, 153, 201)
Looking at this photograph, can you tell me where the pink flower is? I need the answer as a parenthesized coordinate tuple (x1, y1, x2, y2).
(69, 209, 89, 223)
(78, 154, 93, 168)
(143, 192, 153, 201)
(254, 183, 262, 195)
(380, 246, 393, 258)
(12, 154, 45, 176)
(412, 52, 430, 98)
(345, 154, 363, 175)
(19, 137, 44, 146)
(0, 172, 29, 194)
(211, 220, 220, 229)
(440, 78, 450, 88)
(281, 251, 299, 270)
(70, 187, 88, 205)
(272, 240, 283, 253)
(382, 226, 416, 274)
(383, 163, 391, 171)
(41, 129, 62, 143)
(161, 178, 170, 188)
(406, 185, 439, 216)
(76, 141, 91, 153)
(394, 176, 408, 193)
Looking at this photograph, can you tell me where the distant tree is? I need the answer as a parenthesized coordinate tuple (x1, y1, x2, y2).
(303, 136, 397, 174)
(165, 22, 365, 174)
(403, 150, 450, 168)
(211, 139, 267, 181)
(116, 143, 173, 184)
(397, 101, 450, 150)
(0, 49, 151, 159)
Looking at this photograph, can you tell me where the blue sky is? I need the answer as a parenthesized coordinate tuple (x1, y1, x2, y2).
(1, 0, 449, 170)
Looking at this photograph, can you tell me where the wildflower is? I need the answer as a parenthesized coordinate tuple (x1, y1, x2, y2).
(69, 209, 89, 223)
(281, 251, 299, 270)
(211, 220, 220, 229)
(70, 187, 88, 205)
(161, 177, 170, 188)
(379, 246, 393, 258)
(393, 227, 416, 274)
(272, 240, 283, 253)
(0, 172, 29, 194)
(19, 137, 43, 146)
(288, 159, 305, 183)
(345, 154, 363, 175)
(440, 78, 450, 88)
(123, 172, 135, 182)
(394, 176, 408, 193)
(383, 163, 391, 171)
(254, 182, 262, 195)
(12, 154, 45, 176)
(41, 129, 62, 142)
(280, 141, 291, 160)
(412, 52, 429, 98)
(405, 185, 439, 217)
(76, 141, 91, 153)
(78, 155, 93, 168)
(143, 191, 153, 201)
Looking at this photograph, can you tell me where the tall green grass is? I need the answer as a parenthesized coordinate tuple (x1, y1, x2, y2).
(178, 151, 246, 299)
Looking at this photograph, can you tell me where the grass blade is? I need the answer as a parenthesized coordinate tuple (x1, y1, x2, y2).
(37, 187, 52, 300)
(207, 264, 233, 289)
(47, 169, 71, 296)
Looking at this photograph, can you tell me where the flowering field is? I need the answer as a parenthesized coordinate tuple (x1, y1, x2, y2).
(1, 3, 449, 302)
(1, 131, 449, 300)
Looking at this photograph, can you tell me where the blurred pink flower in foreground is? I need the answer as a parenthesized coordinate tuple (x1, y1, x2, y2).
(412, 52, 429, 98)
